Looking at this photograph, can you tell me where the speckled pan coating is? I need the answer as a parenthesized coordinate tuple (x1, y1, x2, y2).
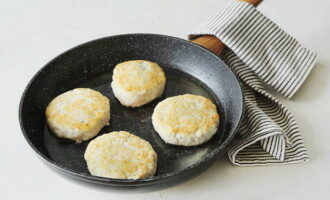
(19, 34, 244, 186)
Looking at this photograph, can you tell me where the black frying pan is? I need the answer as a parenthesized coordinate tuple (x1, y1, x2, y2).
(19, 34, 244, 186)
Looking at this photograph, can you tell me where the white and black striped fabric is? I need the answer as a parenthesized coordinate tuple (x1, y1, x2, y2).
(189, 1, 317, 166)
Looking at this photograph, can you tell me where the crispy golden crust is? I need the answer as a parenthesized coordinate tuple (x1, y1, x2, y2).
(112, 60, 166, 92)
(84, 131, 157, 179)
(45, 88, 110, 142)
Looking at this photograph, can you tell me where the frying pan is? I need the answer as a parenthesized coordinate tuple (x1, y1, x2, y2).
(19, 0, 261, 187)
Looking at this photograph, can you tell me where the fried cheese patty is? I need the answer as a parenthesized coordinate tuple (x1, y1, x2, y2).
(111, 60, 166, 107)
(46, 88, 110, 142)
(152, 94, 219, 146)
(84, 131, 157, 179)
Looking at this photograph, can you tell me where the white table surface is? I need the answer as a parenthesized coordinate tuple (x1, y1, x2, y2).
(1, 0, 329, 199)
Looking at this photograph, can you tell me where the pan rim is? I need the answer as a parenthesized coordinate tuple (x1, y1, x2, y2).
(18, 33, 244, 186)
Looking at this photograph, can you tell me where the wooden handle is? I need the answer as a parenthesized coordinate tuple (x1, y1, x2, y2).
(191, 0, 263, 55)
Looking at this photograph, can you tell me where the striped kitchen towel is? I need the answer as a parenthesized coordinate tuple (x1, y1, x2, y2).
(189, 1, 317, 166)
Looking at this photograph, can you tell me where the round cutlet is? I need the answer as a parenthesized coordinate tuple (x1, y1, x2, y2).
(45, 88, 110, 143)
(84, 131, 157, 179)
(152, 94, 219, 146)
(111, 60, 166, 107)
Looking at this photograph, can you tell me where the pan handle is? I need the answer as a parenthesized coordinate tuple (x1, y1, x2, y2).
(191, 0, 263, 55)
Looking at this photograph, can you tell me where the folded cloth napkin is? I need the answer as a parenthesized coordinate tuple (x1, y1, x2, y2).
(189, 1, 317, 166)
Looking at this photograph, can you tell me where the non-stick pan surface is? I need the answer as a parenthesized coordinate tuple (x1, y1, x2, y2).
(19, 34, 244, 186)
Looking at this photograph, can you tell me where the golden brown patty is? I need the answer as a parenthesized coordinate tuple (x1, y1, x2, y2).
(84, 131, 157, 179)
(111, 60, 166, 107)
(45, 88, 110, 142)
(152, 94, 219, 146)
